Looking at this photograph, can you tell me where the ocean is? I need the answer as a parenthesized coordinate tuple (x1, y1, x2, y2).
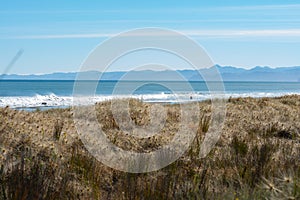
(0, 80, 299, 110)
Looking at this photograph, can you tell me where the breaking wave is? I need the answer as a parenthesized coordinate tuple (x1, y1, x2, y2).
(0, 92, 299, 109)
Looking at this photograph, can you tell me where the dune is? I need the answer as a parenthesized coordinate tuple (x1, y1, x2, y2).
(0, 95, 299, 199)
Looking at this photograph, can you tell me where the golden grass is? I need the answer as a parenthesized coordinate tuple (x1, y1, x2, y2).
(0, 95, 299, 199)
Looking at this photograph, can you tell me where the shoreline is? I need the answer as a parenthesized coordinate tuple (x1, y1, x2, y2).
(0, 93, 300, 112)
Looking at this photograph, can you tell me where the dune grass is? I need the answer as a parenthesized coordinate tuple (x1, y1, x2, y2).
(0, 95, 299, 199)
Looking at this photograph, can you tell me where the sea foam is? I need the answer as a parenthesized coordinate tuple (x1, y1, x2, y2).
(0, 92, 299, 109)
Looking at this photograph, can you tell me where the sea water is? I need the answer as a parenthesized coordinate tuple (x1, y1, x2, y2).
(0, 80, 299, 109)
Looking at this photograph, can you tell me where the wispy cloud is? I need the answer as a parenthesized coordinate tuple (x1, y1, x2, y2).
(1, 4, 300, 15)
(4, 29, 300, 40)
(53, 18, 300, 24)
(6, 33, 113, 39)
(185, 29, 300, 37)
(211, 4, 300, 11)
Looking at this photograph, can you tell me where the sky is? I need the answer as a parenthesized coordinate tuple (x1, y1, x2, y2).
(1, 0, 300, 74)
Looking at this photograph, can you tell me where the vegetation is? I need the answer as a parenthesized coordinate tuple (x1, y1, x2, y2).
(0, 95, 299, 199)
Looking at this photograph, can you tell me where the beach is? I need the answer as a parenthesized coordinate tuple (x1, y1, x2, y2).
(0, 95, 299, 199)
(2, 0, 300, 199)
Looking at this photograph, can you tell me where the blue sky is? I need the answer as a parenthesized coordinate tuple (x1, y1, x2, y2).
(1, 0, 300, 74)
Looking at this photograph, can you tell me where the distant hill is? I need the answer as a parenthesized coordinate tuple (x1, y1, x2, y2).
(1, 65, 300, 82)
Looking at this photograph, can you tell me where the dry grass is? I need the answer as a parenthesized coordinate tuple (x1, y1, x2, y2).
(0, 95, 299, 199)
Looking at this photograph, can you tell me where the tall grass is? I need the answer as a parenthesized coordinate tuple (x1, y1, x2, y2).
(0, 96, 299, 199)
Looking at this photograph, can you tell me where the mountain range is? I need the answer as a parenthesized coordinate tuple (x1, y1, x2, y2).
(1, 65, 300, 82)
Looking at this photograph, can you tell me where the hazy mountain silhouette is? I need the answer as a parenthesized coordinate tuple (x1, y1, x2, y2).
(1, 65, 300, 82)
